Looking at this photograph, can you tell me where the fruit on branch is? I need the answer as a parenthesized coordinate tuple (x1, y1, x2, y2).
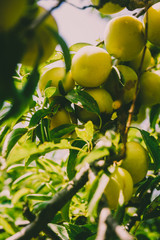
(71, 46, 112, 87)
(91, 0, 124, 14)
(103, 65, 138, 104)
(127, 47, 152, 73)
(104, 167, 133, 209)
(139, 71, 160, 107)
(0, 0, 27, 32)
(76, 88, 113, 124)
(39, 67, 75, 96)
(121, 142, 149, 184)
(49, 108, 72, 130)
(104, 15, 145, 61)
(144, 2, 160, 47)
(116, 65, 138, 104)
(21, 6, 58, 66)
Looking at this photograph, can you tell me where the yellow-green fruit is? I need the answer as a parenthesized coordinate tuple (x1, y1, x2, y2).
(22, 6, 58, 66)
(104, 167, 133, 209)
(71, 46, 112, 87)
(104, 16, 145, 61)
(127, 47, 152, 73)
(0, 0, 27, 32)
(49, 108, 72, 130)
(132, 105, 146, 123)
(139, 71, 160, 107)
(144, 2, 160, 47)
(121, 142, 149, 184)
(39, 67, 75, 95)
(117, 65, 138, 104)
(91, 0, 124, 14)
(76, 88, 113, 123)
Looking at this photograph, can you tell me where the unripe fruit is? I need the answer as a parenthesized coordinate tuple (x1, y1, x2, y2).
(0, 0, 27, 32)
(139, 71, 160, 107)
(91, 0, 124, 14)
(71, 46, 112, 87)
(76, 88, 113, 124)
(104, 16, 145, 61)
(103, 65, 138, 104)
(104, 167, 133, 209)
(39, 67, 75, 95)
(117, 65, 138, 104)
(144, 2, 160, 47)
(127, 47, 152, 73)
(49, 108, 72, 130)
(22, 6, 58, 66)
(121, 142, 149, 184)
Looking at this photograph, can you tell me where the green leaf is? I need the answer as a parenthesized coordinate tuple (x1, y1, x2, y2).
(138, 129, 160, 171)
(69, 42, 92, 52)
(0, 216, 15, 235)
(88, 172, 110, 219)
(75, 121, 94, 143)
(47, 26, 71, 73)
(26, 194, 53, 201)
(50, 124, 76, 139)
(29, 109, 51, 128)
(7, 139, 79, 166)
(48, 223, 69, 240)
(12, 188, 31, 205)
(150, 104, 160, 130)
(66, 89, 100, 116)
(2, 128, 27, 157)
(76, 146, 109, 171)
(67, 140, 86, 180)
(44, 86, 57, 98)
(0, 125, 9, 143)
(143, 195, 160, 220)
(12, 172, 34, 186)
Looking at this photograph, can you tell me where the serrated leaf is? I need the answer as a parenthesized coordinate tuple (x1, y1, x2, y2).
(150, 104, 160, 130)
(69, 42, 92, 52)
(50, 124, 76, 139)
(26, 194, 52, 201)
(0, 216, 15, 235)
(29, 109, 51, 128)
(2, 128, 27, 157)
(7, 139, 79, 166)
(12, 188, 31, 205)
(138, 129, 160, 171)
(75, 121, 94, 143)
(67, 140, 86, 180)
(66, 89, 100, 115)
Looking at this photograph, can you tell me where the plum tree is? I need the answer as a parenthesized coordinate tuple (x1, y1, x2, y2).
(121, 142, 149, 184)
(71, 46, 112, 87)
(39, 67, 75, 96)
(104, 167, 133, 209)
(21, 6, 58, 66)
(91, 0, 124, 14)
(139, 71, 160, 107)
(104, 15, 145, 61)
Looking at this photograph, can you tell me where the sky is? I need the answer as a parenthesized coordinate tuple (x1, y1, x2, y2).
(39, 0, 111, 46)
